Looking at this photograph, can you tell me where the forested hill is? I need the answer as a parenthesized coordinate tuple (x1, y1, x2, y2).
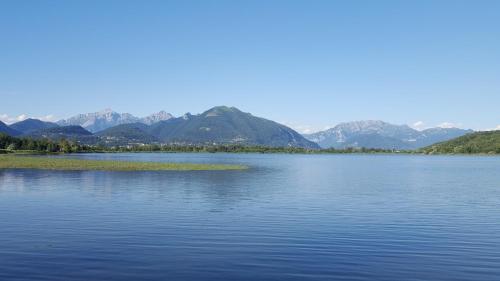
(420, 130, 500, 154)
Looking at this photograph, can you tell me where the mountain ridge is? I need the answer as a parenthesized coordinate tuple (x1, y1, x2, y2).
(96, 123, 159, 145)
(304, 120, 472, 150)
(145, 106, 319, 148)
(1, 108, 478, 150)
(57, 109, 174, 132)
(23, 125, 98, 145)
(10, 118, 59, 135)
(42, 106, 318, 148)
(0, 121, 21, 136)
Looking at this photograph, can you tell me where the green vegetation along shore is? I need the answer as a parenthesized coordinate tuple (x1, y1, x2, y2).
(3, 131, 500, 155)
(0, 155, 246, 171)
(0, 133, 401, 154)
(420, 131, 500, 154)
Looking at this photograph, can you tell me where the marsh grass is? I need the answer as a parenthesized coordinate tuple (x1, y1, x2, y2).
(0, 155, 247, 171)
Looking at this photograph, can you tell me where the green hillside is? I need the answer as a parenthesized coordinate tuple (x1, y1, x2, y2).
(148, 106, 320, 149)
(0, 121, 21, 136)
(96, 123, 159, 145)
(11, 118, 59, 134)
(421, 130, 500, 154)
(24, 125, 99, 145)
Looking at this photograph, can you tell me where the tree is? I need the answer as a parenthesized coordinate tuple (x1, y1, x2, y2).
(59, 139, 72, 153)
(7, 143, 16, 151)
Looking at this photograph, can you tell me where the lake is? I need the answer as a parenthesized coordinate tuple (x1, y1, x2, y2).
(1, 153, 500, 281)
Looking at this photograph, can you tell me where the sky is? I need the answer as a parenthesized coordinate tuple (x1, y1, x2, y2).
(1, 0, 499, 132)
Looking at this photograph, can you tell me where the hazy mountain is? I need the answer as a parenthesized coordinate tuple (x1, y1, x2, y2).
(304, 120, 472, 149)
(148, 106, 319, 149)
(415, 127, 474, 148)
(10, 118, 59, 134)
(96, 123, 159, 145)
(421, 130, 500, 154)
(57, 109, 141, 133)
(141, 111, 174, 125)
(0, 121, 21, 136)
(57, 109, 174, 133)
(338, 133, 415, 150)
(304, 121, 419, 149)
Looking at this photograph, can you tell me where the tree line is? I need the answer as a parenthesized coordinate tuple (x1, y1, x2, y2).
(0, 133, 399, 154)
(106, 144, 398, 154)
(0, 133, 95, 153)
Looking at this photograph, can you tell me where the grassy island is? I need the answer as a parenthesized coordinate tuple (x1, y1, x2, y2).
(0, 155, 247, 171)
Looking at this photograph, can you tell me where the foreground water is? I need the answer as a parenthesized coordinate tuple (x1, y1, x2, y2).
(1, 153, 499, 281)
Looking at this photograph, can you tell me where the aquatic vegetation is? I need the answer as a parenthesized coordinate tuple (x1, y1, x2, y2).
(0, 155, 247, 171)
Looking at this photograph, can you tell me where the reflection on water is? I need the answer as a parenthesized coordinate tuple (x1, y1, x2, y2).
(1, 153, 500, 281)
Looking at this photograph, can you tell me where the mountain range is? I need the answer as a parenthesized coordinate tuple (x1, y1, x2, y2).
(0, 121, 21, 136)
(303, 120, 472, 149)
(22, 125, 100, 145)
(10, 118, 59, 134)
(0, 107, 474, 150)
(97, 106, 319, 148)
(1, 107, 319, 149)
(56, 109, 174, 132)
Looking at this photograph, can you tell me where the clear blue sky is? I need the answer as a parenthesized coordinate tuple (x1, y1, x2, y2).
(1, 0, 499, 132)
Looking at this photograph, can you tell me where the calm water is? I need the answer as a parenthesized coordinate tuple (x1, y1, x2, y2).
(1, 153, 500, 281)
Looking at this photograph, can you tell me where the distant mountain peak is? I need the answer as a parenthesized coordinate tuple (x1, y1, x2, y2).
(141, 110, 174, 125)
(212, 105, 236, 111)
(148, 106, 318, 148)
(0, 120, 22, 136)
(182, 113, 193, 120)
(335, 120, 409, 130)
(58, 109, 174, 132)
(203, 106, 241, 117)
(304, 120, 472, 150)
(10, 118, 59, 135)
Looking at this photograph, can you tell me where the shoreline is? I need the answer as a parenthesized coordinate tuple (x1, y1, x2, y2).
(2, 149, 499, 156)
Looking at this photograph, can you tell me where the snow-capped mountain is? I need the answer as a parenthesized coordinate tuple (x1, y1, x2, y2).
(141, 111, 174, 125)
(304, 120, 472, 149)
(57, 109, 174, 133)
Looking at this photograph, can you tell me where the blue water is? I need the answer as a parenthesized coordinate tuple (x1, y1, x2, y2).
(1, 153, 500, 281)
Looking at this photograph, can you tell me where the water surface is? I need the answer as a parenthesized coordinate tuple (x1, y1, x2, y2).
(1, 153, 500, 280)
